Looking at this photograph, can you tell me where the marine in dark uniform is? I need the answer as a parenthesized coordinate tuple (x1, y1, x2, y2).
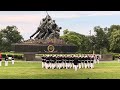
(45, 56, 50, 69)
(5, 54, 8, 66)
(84, 56, 88, 69)
(78, 56, 82, 69)
(90, 55, 94, 69)
(53, 56, 56, 69)
(96, 55, 100, 64)
(0, 52, 2, 66)
(42, 56, 46, 68)
(87, 55, 91, 68)
(66, 56, 69, 69)
(49, 56, 52, 69)
(93, 55, 97, 64)
(56, 56, 60, 69)
(73, 56, 79, 71)
(69, 56, 73, 69)
(62, 56, 66, 69)
(81, 56, 85, 68)
(118, 56, 120, 63)
(50, 56, 54, 69)
(59, 56, 63, 69)
(11, 54, 15, 65)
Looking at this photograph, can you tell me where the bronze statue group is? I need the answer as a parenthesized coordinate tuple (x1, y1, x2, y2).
(41, 54, 101, 71)
(30, 14, 62, 40)
(0, 53, 15, 66)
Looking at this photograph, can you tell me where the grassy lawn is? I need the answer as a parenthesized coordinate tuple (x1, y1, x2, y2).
(0, 60, 120, 79)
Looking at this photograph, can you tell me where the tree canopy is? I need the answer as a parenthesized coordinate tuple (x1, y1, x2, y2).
(61, 25, 120, 54)
(0, 26, 23, 51)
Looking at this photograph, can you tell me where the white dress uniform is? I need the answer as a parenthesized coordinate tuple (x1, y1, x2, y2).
(61, 57, 64, 68)
(90, 57, 94, 69)
(87, 60, 90, 68)
(118, 56, 120, 63)
(42, 57, 46, 68)
(0, 54, 2, 66)
(5, 56, 8, 66)
(44, 57, 47, 69)
(45, 57, 50, 69)
(96, 56, 100, 64)
(73, 58, 78, 71)
(66, 59, 69, 69)
(69, 60, 73, 69)
(0, 59, 2, 66)
(59, 59, 62, 69)
(63, 59, 66, 69)
(84, 61, 87, 68)
(51, 57, 55, 69)
(11, 57, 14, 65)
(84, 56, 88, 69)
(49, 58, 52, 69)
(56, 57, 59, 69)
(53, 59, 56, 69)
(78, 56, 81, 69)
(81, 58, 84, 68)
(93, 55, 96, 64)
(87, 56, 89, 68)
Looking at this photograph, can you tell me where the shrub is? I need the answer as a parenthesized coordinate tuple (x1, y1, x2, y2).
(1, 54, 23, 60)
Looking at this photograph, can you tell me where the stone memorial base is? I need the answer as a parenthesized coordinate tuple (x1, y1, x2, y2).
(24, 53, 35, 61)
(101, 54, 113, 61)
(12, 39, 78, 61)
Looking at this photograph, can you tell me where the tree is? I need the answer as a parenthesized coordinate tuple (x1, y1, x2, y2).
(61, 31, 82, 46)
(94, 26, 109, 54)
(0, 26, 23, 51)
(61, 30, 89, 53)
(109, 30, 120, 53)
(79, 35, 91, 53)
(63, 29, 69, 35)
(106, 25, 120, 52)
(89, 35, 97, 54)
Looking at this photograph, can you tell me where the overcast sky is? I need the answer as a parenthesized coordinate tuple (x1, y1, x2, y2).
(0, 11, 120, 40)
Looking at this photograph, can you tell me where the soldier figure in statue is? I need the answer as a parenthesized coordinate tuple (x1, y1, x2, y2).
(47, 20, 61, 39)
(42, 18, 53, 39)
(30, 18, 46, 39)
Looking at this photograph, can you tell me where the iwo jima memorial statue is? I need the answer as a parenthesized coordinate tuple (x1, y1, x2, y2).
(12, 12, 78, 61)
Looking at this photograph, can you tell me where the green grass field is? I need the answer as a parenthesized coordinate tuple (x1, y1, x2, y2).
(0, 60, 120, 79)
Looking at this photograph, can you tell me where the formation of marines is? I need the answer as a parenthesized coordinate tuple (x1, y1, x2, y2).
(41, 54, 101, 71)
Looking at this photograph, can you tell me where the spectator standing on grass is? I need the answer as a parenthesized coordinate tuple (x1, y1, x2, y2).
(0, 52, 2, 66)
(5, 54, 8, 66)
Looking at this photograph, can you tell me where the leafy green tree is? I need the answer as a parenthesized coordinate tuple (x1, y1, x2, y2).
(61, 30, 89, 53)
(63, 29, 69, 35)
(94, 26, 109, 54)
(109, 30, 120, 53)
(0, 26, 23, 51)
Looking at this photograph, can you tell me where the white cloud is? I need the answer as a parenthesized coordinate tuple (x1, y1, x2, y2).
(86, 11, 120, 16)
(0, 11, 120, 23)
(48, 11, 120, 18)
(0, 15, 44, 23)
